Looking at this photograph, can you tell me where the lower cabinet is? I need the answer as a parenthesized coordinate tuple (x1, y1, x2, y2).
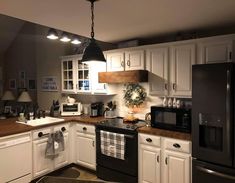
(163, 150, 190, 183)
(139, 144, 161, 183)
(32, 123, 70, 178)
(139, 133, 192, 183)
(75, 123, 96, 170)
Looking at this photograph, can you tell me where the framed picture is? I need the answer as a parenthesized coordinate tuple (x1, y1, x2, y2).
(9, 79, 16, 89)
(19, 71, 26, 80)
(28, 79, 36, 90)
(41, 76, 58, 92)
(4, 106, 11, 114)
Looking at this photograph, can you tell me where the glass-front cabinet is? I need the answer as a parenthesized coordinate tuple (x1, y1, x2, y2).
(61, 54, 107, 94)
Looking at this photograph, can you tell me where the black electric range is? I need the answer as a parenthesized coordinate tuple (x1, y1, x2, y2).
(96, 117, 146, 133)
(95, 117, 146, 183)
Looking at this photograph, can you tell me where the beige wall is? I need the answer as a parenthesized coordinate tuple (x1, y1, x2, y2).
(4, 23, 37, 101)
(35, 26, 72, 110)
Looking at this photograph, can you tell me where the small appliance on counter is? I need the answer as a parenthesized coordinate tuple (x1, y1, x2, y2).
(50, 100, 60, 117)
(60, 102, 82, 116)
(151, 106, 191, 133)
(90, 102, 104, 117)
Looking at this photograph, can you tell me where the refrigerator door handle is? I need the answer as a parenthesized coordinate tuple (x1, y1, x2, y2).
(196, 166, 235, 180)
(226, 70, 231, 153)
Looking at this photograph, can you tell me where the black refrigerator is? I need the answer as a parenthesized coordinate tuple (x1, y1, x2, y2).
(192, 62, 235, 183)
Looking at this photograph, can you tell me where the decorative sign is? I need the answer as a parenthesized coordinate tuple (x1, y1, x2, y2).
(41, 76, 58, 91)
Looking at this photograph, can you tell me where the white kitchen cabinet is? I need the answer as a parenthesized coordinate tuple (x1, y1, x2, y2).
(75, 123, 96, 170)
(198, 38, 233, 64)
(33, 135, 54, 177)
(146, 47, 169, 96)
(170, 44, 195, 97)
(106, 49, 145, 71)
(139, 134, 161, 183)
(61, 54, 107, 94)
(163, 150, 191, 183)
(139, 133, 192, 183)
(0, 132, 32, 183)
(32, 123, 70, 178)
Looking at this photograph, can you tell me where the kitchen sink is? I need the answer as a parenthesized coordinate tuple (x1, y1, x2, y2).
(16, 116, 65, 126)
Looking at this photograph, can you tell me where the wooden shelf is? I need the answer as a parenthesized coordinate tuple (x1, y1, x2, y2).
(98, 70, 148, 83)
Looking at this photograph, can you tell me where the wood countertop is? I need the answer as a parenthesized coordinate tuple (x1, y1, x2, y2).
(138, 126, 191, 141)
(0, 115, 106, 137)
(0, 116, 191, 141)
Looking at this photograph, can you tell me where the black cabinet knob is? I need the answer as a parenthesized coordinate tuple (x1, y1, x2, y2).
(173, 143, 181, 148)
(146, 138, 152, 143)
(83, 127, 87, 131)
(61, 127, 66, 132)
(38, 132, 43, 137)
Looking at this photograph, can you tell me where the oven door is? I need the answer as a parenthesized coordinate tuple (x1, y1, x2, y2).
(193, 159, 235, 183)
(96, 128, 138, 182)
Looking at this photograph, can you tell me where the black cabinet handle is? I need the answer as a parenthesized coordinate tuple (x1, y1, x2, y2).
(146, 138, 152, 143)
(61, 127, 66, 132)
(173, 143, 181, 148)
(83, 127, 87, 131)
(38, 132, 43, 137)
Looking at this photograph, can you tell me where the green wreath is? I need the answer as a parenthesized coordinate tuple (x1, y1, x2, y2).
(123, 83, 147, 107)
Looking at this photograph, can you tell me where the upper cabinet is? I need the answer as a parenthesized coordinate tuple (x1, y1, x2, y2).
(106, 49, 145, 71)
(170, 44, 195, 97)
(198, 37, 233, 64)
(146, 47, 169, 96)
(61, 55, 107, 94)
(146, 43, 195, 97)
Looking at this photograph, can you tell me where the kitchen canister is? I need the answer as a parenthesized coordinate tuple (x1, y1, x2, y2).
(173, 98, 177, 108)
(163, 96, 167, 107)
(168, 98, 173, 107)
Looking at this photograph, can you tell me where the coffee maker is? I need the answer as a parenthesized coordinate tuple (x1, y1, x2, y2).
(90, 102, 104, 117)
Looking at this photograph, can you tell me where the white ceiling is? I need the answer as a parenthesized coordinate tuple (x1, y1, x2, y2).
(0, 0, 235, 43)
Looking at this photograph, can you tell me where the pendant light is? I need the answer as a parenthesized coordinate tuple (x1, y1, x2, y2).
(81, 0, 106, 63)
(60, 32, 71, 42)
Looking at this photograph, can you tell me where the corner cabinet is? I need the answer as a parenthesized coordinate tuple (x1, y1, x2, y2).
(106, 49, 145, 71)
(61, 55, 107, 94)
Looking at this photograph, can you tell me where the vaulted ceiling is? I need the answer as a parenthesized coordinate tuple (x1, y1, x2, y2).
(0, 0, 235, 43)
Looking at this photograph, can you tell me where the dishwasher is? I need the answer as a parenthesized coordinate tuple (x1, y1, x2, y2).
(0, 132, 32, 183)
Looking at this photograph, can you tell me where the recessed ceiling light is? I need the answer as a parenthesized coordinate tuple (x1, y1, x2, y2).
(47, 28, 58, 40)
(71, 36, 81, 45)
(60, 32, 71, 42)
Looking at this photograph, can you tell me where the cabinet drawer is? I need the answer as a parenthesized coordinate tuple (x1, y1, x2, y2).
(54, 123, 69, 133)
(33, 128, 52, 140)
(164, 138, 191, 154)
(139, 133, 161, 147)
(76, 123, 95, 134)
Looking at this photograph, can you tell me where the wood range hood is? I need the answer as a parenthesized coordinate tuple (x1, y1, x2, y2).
(98, 70, 148, 83)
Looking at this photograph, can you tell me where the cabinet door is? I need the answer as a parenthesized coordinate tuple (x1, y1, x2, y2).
(139, 145, 161, 183)
(33, 138, 53, 178)
(146, 47, 169, 96)
(125, 50, 145, 70)
(198, 39, 232, 64)
(170, 44, 195, 97)
(76, 133, 96, 170)
(61, 59, 76, 93)
(54, 132, 69, 169)
(107, 52, 125, 71)
(163, 151, 191, 183)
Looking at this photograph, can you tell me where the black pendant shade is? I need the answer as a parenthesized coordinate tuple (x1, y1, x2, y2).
(81, 0, 106, 63)
(82, 38, 106, 62)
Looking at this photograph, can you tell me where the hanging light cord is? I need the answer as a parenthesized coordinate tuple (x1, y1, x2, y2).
(91, 0, 95, 39)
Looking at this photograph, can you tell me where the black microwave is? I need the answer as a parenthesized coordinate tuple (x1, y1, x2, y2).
(151, 106, 191, 133)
